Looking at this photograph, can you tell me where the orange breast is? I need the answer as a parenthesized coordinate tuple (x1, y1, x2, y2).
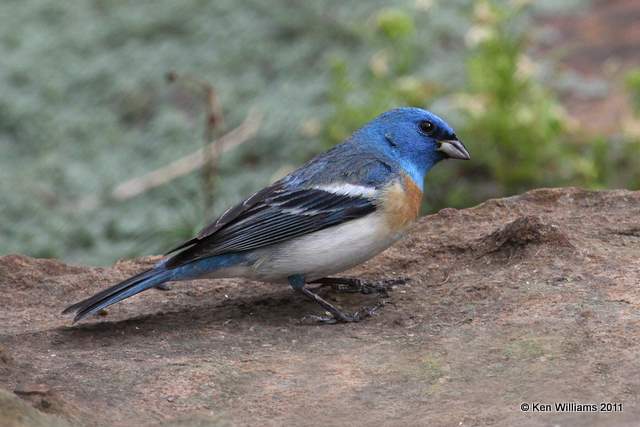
(381, 174, 423, 232)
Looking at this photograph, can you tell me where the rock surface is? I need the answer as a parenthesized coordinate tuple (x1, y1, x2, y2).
(1, 187, 639, 427)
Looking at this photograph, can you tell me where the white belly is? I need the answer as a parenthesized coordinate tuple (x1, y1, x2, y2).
(246, 212, 404, 282)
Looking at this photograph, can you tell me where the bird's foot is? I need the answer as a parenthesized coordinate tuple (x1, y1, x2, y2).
(303, 301, 384, 324)
(290, 274, 403, 326)
(154, 283, 172, 291)
(310, 276, 409, 296)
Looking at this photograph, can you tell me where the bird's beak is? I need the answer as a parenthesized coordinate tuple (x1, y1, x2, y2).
(438, 139, 470, 160)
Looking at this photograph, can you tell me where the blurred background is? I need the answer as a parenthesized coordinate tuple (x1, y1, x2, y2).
(1, 0, 639, 266)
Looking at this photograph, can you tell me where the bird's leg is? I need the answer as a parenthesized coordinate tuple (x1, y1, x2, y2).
(309, 276, 408, 296)
(288, 275, 380, 324)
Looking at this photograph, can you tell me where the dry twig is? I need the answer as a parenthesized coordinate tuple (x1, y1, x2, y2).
(111, 109, 262, 201)
(166, 72, 225, 217)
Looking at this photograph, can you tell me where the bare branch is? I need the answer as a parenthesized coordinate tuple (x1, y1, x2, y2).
(166, 71, 226, 217)
(111, 109, 262, 202)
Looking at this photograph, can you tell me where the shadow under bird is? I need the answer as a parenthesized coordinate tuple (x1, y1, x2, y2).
(64, 107, 470, 324)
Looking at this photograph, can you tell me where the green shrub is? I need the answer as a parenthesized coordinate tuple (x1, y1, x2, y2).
(321, 1, 570, 208)
(626, 69, 640, 116)
(461, 0, 570, 195)
(320, 0, 639, 211)
(322, 8, 441, 149)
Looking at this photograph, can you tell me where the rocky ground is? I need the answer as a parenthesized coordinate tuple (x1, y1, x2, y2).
(1, 187, 639, 427)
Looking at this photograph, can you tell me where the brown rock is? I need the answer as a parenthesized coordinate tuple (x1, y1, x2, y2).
(0, 389, 71, 427)
(0, 187, 639, 426)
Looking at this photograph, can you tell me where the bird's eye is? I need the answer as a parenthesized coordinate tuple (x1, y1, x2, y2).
(418, 120, 435, 135)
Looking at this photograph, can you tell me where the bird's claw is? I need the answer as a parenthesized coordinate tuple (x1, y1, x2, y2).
(296, 276, 404, 325)
(316, 277, 409, 295)
(302, 314, 338, 324)
(331, 280, 383, 295)
(302, 302, 384, 325)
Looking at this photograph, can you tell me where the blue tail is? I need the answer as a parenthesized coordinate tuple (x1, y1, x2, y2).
(62, 267, 174, 323)
(63, 253, 249, 323)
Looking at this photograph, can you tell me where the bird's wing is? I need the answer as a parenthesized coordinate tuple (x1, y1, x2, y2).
(163, 181, 378, 269)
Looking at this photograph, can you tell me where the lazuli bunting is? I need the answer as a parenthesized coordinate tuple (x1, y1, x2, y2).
(64, 107, 470, 323)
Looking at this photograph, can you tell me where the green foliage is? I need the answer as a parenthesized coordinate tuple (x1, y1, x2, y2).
(375, 8, 415, 41)
(462, 0, 570, 194)
(2, 0, 638, 264)
(320, 0, 640, 211)
(321, 1, 573, 208)
(0, 0, 395, 264)
(323, 7, 442, 149)
(626, 68, 640, 116)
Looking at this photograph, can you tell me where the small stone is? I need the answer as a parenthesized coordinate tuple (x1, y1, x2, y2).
(14, 383, 50, 395)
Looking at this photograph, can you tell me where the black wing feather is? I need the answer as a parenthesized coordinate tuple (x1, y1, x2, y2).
(164, 184, 377, 269)
(164, 184, 283, 255)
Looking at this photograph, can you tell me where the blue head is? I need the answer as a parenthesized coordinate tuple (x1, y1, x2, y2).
(353, 107, 470, 188)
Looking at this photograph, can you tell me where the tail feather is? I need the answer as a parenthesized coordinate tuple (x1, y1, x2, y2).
(62, 268, 172, 323)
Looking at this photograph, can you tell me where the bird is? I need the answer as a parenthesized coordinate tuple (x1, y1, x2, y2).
(63, 107, 470, 324)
